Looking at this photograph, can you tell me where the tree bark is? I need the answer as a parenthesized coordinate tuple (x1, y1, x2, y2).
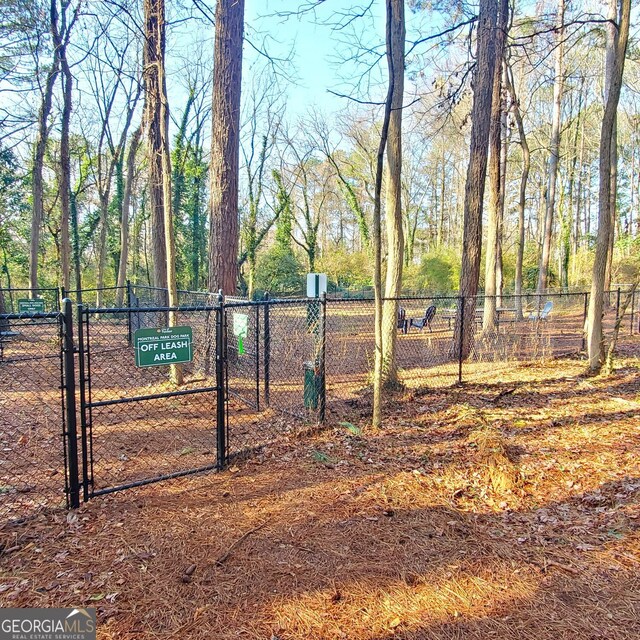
(116, 126, 142, 306)
(482, 0, 508, 334)
(29, 1, 60, 294)
(53, 1, 73, 292)
(372, 0, 396, 429)
(380, 0, 405, 388)
(604, 0, 619, 296)
(454, 0, 499, 358)
(144, 0, 168, 302)
(587, 0, 631, 371)
(537, 0, 565, 293)
(208, 0, 245, 295)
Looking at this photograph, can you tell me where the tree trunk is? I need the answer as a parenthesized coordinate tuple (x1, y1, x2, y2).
(208, 0, 245, 295)
(144, 0, 168, 303)
(483, 2, 509, 334)
(372, 0, 397, 429)
(96, 198, 109, 306)
(116, 127, 142, 306)
(380, 0, 405, 389)
(454, 0, 499, 358)
(604, 0, 619, 297)
(70, 191, 82, 295)
(159, 54, 183, 384)
(56, 18, 73, 292)
(29, 1, 60, 294)
(537, 0, 565, 293)
(587, 0, 631, 371)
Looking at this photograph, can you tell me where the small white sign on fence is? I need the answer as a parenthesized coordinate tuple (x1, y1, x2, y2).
(306, 273, 327, 298)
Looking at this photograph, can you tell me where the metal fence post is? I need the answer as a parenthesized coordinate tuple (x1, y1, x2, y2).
(62, 298, 80, 509)
(76, 304, 90, 502)
(630, 289, 636, 336)
(126, 280, 132, 345)
(582, 292, 588, 351)
(263, 291, 271, 407)
(458, 295, 464, 384)
(318, 292, 327, 424)
(616, 287, 621, 321)
(255, 303, 260, 411)
(215, 291, 226, 469)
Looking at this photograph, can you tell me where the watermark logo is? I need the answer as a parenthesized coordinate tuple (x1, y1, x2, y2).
(0, 607, 96, 640)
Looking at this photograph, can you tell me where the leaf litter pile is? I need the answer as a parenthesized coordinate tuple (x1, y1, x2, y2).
(1, 346, 640, 639)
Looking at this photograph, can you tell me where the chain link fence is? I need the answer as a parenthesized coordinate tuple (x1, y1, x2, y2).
(0, 287, 61, 313)
(224, 298, 323, 458)
(0, 287, 635, 518)
(78, 305, 222, 496)
(323, 289, 632, 416)
(0, 312, 68, 522)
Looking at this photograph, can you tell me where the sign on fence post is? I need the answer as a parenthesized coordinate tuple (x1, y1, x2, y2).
(18, 298, 45, 313)
(233, 313, 248, 355)
(306, 273, 327, 298)
(134, 327, 193, 367)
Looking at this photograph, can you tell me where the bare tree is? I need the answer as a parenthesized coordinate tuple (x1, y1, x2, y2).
(29, 1, 60, 293)
(115, 126, 142, 306)
(380, 0, 405, 388)
(506, 63, 530, 319)
(604, 0, 619, 296)
(372, 0, 402, 428)
(482, 0, 509, 334)
(537, 0, 565, 293)
(52, 1, 78, 291)
(454, 0, 499, 358)
(143, 0, 182, 384)
(586, 0, 631, 371)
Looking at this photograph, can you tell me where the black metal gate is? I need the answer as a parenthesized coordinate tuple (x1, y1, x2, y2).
(76, 303, 227, 499)
(0, 299, 77, 520)
(2, 294, 325, 512)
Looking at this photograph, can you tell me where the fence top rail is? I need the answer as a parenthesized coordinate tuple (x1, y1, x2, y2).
(81, 304, 221, 314)
(132, 284, 214, 295)
(0, 311, 62, 321)
(224, 296, 327, 309)
(1, 287, 60, 293)
(67, 286, 123, 294)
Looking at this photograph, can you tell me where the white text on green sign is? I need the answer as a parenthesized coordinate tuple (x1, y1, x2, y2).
(134, 327, 193, 367)
(18, 298, 46, 313)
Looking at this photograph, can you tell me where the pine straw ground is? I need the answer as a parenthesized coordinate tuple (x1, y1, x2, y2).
(2, 343, 640, 639)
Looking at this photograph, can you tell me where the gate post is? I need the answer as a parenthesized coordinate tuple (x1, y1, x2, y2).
(318, 293, 327, 424)
(62, 298, 80, 509)
(263, 292, 271, 407)
(582, 292, 588, 351)
(126, 279, 132, 345)
(458, 296, 464, 384)
(255, 303, 260, 411)
(215, 292, 227, 469)
(76, 304, 90, 501)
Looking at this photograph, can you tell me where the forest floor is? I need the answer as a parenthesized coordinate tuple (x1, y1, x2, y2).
(1, 339, 640, 639)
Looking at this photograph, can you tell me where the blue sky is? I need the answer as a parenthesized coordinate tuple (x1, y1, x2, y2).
(244, 2, 384, 117)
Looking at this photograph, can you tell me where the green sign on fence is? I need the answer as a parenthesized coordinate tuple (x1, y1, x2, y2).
(233, 313, 248, 355)
(134, 326, 193, 367)
(18, 298, 45, 314)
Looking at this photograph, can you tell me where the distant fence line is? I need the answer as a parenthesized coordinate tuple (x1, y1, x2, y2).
(1, 281, 638, 312)
(0, 286, 636, 523)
